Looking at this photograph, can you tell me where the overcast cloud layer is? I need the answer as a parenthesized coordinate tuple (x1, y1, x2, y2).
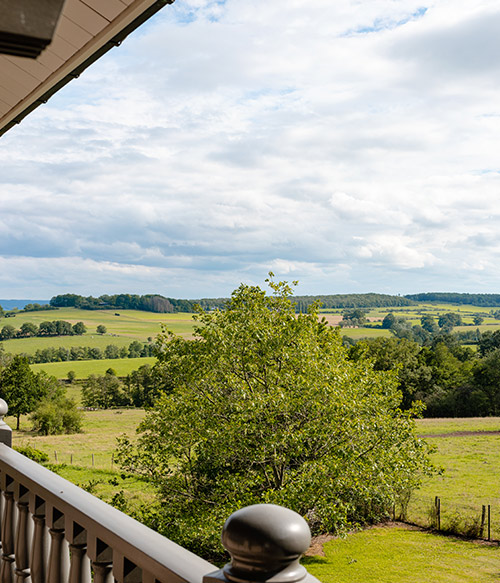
(1, 0, 500, 299)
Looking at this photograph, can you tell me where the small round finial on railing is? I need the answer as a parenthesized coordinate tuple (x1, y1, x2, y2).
(0, 398, 12, 447)
(221, 504, 311, 583)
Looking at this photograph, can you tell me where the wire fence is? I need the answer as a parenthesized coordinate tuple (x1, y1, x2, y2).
(405, 492, 500, 542)
(48, 450, 117, 469)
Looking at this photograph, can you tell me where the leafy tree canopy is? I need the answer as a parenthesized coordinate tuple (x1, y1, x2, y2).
(0, 356, 47, 428)
(117, 277, 433, 560)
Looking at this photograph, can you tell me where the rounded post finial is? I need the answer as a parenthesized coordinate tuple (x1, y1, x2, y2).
(221, 504, 311, 583)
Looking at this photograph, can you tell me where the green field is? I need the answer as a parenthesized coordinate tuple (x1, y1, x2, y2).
(306, 526, 500, 583)
(11, 406, 148, 507)
(409, 417, 500, 539)
(2, 308, 196, 354)
(325, 302, 500, 340)
(12, 408, 145, 467)
(31, 357, 156, 379)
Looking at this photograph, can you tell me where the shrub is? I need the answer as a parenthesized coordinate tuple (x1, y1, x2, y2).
(31, 396, 83, 435)
(14, 445, 49, 463)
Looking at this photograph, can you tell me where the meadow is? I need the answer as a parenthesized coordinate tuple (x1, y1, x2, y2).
(322, 302, 500, 340)
(31, 357, 156, 379)
(409, 418, 500, 540)
(3, 308, 195, 350)
(1, 307, 195, 378)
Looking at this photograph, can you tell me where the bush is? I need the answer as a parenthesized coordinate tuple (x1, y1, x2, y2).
(117, 277, 434, 560)
(31, 396, 83, 435)
(14, 445, 49, 463)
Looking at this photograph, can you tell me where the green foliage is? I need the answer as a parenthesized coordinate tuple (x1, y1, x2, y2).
(117, 278, 433, 560)
(349, 337, 431, 409)
(96, 325, 107, 335)
(406, 292, 500, 307)
(20, 322, 38, 337)
(0, 324, 16, 340)
(473, 314, 484, 326)
(124, 364, 169, 407)
(72, 322, 86, 335)
(50, 293, 195, 313)
(14, 444, 49, 463)
(478, 329, 500, 356)
(438, 313, 462, 331)
(420, 314, 438, 333)
(381, 312, 397, 329)
(29, 376, 83, 436)
(82, 372, 129, 408)
(30, 395, 83, 435)
(340, 308, 367, 327)
(0, 355, 46, 428)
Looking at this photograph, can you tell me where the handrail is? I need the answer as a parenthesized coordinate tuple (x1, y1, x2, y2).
(0, 444, 213, 583)
(0, 400, 319, 583)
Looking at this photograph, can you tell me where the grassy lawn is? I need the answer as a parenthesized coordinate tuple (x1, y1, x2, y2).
(305, 526, 500, 583)
(31, 357, 156, 379)
(410, 418, 500, 539)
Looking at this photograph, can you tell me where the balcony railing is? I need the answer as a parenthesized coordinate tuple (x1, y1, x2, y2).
(0, 400, 319, 583)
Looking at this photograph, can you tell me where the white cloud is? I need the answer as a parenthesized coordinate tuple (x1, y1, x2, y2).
(2, 0, 500, 297)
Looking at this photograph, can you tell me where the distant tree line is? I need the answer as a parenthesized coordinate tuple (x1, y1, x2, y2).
(0, 320, 86, 340)
(47, 291, 417, 315)
(28, 341, 154, 364)
(195, 293, 415, 313)
(50, 293, 195, 313)
(405, 292, 500, 307)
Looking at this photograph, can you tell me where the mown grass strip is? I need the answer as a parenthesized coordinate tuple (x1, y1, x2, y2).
(305, 526, 500, 583)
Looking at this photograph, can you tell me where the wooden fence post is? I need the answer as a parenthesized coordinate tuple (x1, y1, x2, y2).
(480, 505, 486, 538)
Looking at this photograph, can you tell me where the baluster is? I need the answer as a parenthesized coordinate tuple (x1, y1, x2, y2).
(29, 497, 46, 583)
(68, 546, 89, 583)
(91, 563, 112, 583)
(46, 510, 68, 583)
(1, 488, 15, 583)
(14, 489, 31, 583)
(67, 523, 89, 583)
(87, 538, 112, 583)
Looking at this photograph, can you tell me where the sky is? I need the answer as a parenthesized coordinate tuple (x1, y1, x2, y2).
(1, 0, 500, 300)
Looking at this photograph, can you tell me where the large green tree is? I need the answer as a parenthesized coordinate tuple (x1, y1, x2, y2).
(117, 278, 433, 560)
(0, 356, 46, 429)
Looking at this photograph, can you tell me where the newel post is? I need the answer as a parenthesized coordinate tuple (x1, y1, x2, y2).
(0, 399, 12, 447)
(204, 504, 320, 583)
